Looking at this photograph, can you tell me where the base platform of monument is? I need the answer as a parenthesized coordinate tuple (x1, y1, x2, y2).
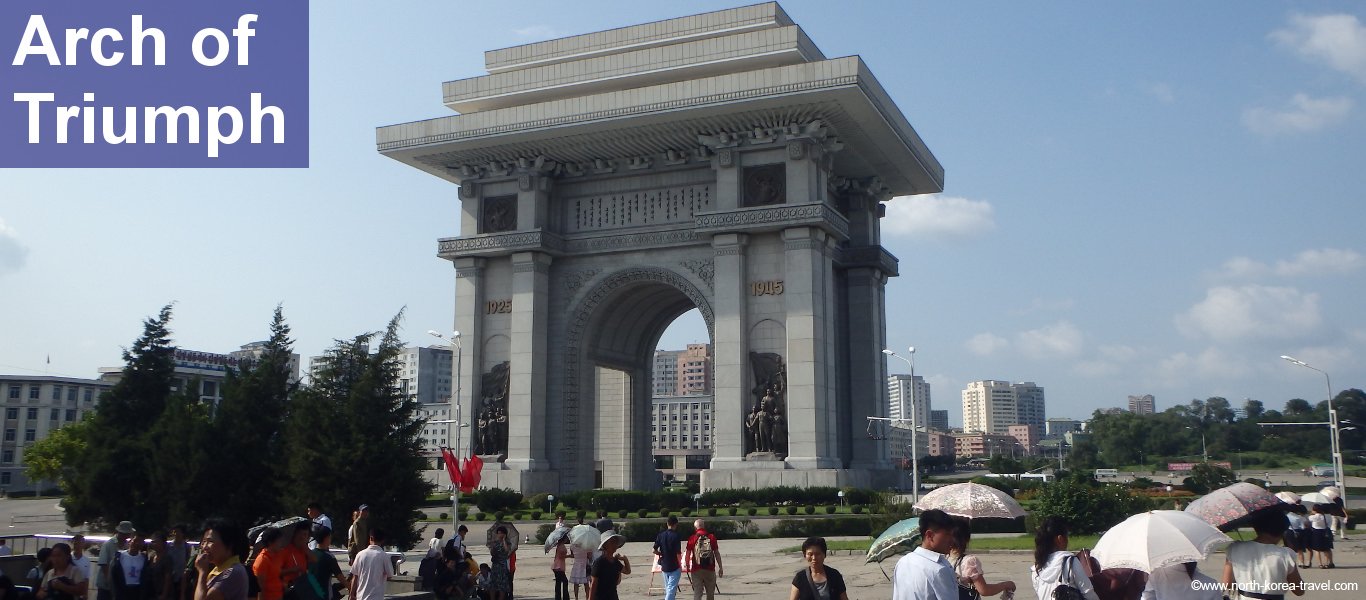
(700, 465, 876, 491)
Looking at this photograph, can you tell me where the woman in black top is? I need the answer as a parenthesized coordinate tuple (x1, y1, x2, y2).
(789, 537, 848, 600)
(588, 533, 630, 600)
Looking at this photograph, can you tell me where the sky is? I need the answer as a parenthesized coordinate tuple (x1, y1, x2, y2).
(3, 1, 1366, 428)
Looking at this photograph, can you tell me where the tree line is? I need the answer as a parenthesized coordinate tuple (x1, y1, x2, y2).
(25, 305, 433, 549)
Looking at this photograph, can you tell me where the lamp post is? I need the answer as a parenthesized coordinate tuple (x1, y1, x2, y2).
(1276, 355, 1348, 513)
(883, 347, 919, 503)
(429, 330, 465, 536)
(1183, 426, 1208, 463)
(547, 494, 555, 515)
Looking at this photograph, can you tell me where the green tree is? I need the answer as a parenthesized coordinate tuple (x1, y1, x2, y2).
(1183, 462, 1237, 494)
(283, 311, 432, 550)
(207, 306, 297, 525)
(1243, 399, 1265, 420)
(1033, 477, 1151, 534)
(24, 418, 91, 492)
(65, 304, 178, 529)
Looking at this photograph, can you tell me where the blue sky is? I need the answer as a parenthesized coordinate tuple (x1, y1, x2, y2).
(3, 1, 1365, 427)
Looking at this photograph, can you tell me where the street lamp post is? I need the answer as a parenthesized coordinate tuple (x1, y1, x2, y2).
(429, 330, 465, 537)
(883, 347, 919, 503)
(547, 494, 556, 515)
(1184, 426, 1208, 463)
(1280, 355, 1347, 510)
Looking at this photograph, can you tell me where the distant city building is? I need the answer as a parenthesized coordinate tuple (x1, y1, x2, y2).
(652, 394, 712, 482)
(888, 374, 930, 427)
(1007, 424, 1039, 455)
(101, 345, 300, 405)
(229, 341, 303, 383)
(1044, 418, 1083, 437)
(929, 409, 949, 431)
(887, 422, 931, 466)
(1127, 394, 1156, 415)
(953, 432, 1018, 458)
(0, 375, 112, 492)
(926, 430, 956, 458)
(961, 380, 1045, 434)
(652, 350, 681, 396)
(676, 344, 712, 395)
(394, 346, 454, 404)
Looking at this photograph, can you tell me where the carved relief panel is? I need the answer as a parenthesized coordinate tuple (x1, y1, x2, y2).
(481, 195, 518, 233)
(743, 164, 786, 207)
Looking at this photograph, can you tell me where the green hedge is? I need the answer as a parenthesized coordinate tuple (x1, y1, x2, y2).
(770, 516, 871, 538)
(616, 519, 748, 542)
(473, 488, 524, 514)
(699, 486, 876, 507)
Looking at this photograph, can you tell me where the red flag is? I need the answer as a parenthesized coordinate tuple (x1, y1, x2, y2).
(441, 447, 462, 488)
(460, 454, 484, 494)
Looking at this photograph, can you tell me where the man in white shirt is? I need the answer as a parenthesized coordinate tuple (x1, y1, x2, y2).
(307, 502, 333, 550)
(349, 528, 394, 600)
(71, 534, 93, 580)
(95, 521, 136, 600)
(892, 509, 958, 600)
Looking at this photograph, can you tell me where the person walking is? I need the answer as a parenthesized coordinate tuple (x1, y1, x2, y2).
(569, 531, 591, 600)
(1285, 508, 1310, 568)
(308, 529, 344, 600)
(427, 529, 446, 560)
(788, 537, 847, 600)
(485, 527, 512, 600)
(347, 506, 371, 564)
(306, 505, 332, 551)
(588, 532, 629, 600)
(348, 529, 392, 600)
(1030, 517, 1098, 600)
(192, 521, 250, 600)
(892, 509, 958, 600)
(653, 517, 683, 600)
(1223, 512, 1305, 597)
(948, 518, 1015, 598)
(551, 536, 570, 600)
(685, 520, 722, 600)
(1307, 504, 1334, 568)
(253, 528, 289, 600)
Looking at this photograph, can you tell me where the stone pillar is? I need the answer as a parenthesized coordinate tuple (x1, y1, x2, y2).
(453, 257, 486, 437)
(507, 251, 552, 472)
(782, 226, 839, 469)
(846, 264, 892, 471)
(708, 233, 749, 468)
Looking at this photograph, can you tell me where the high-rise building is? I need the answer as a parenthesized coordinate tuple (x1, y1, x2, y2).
(1007, 424, 1039, 455)
(394, 346, 454, 404)
(651, 394, 713, 482)
(1127, 394, 1156, 415)
(961, 380, 1046, 434)
(652, 350, 682, 397)
(953, 432, 1018, 458)
(1045, 417, 1082, 437)
(0, 375, 112, 492)
(676, 344, 712, 395)
(929, 409, 949, 431)
(888, 374, 930, 427)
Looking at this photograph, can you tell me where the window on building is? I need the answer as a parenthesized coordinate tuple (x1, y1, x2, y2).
(4, 409, 15, 420)
(65, 409, 76, 421)
(28, 387, 39, 399)
(66, 387, 76, 402)
(50, 408, 59, 421)
(50, 386, 62, 400)
(0, 471, 9, 484)
(84, 389, 93, 403)
(26, 408, 37, 420)
(5, 387, 17, 400)
(24, 429, 35, 442)
(2, 429, 12, 442)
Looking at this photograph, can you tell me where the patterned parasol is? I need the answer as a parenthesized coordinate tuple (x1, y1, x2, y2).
(486, 521, 520, 553)
(866, 517, 921, 564)
(1093, 510, 1232, 572)
(1184, 482, 1282, 531)
(912, 482, 1026, 520)
(543, 525, 571, 554)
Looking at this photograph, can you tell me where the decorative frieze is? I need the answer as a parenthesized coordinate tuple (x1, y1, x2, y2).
(560, 268, 600, 295)
(438, 230, 564, 258)
(694, 203, 850, 240)
(678, 258, 715, 289)
(562, 229, 701, 253)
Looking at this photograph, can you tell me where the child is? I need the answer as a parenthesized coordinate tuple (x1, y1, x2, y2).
(476, 564, 491, 600)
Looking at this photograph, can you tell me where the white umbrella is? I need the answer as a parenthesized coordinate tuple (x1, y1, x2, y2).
(567, 524, 600, 553)
(1320, 487, 1341, 501)
(913, 482, 1026, 519)
(1300, 492, 1331, 505)
(1093, 510, 1232, 572)
(1275, 491, 1300, 504)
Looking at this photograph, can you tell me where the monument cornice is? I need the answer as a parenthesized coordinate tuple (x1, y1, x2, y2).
(694, 202, 849, 241)
(837, 245, 899, 277)
(437, 230, 565, 259)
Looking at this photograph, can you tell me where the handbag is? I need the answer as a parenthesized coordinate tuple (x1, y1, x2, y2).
(1052, 556, 1086, 600)
(953, 556, 981, 600)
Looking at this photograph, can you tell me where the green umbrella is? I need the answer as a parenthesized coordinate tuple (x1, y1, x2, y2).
(866, 517, 921, 564)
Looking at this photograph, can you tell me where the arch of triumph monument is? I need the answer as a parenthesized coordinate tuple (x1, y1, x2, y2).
(378, 3, 943, 493)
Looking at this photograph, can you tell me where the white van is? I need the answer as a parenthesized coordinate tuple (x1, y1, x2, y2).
(1094, 468, 1119, 478)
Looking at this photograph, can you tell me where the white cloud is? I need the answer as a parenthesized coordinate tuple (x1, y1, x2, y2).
(1011, 297, 1075, 315)
(965, 332, 1010, 356)
(513, 25, 565, 39)
(1242, 93, 1352, 136)
(0, 218, 29, 277)
(1015, 320, 1084, 359)
(1271, 13, 1366, 83)
(1158, 347, 1252, 381)
(1219, 248, 1365, 279)
(882, 194, 996, 239)
(1145, 82, 1176, 104)
(1176, 285, 1321, 342)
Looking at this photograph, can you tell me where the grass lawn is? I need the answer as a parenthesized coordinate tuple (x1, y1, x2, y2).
(776, 534, 1103, 554)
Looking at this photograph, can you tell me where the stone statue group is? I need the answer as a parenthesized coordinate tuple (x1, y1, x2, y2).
(745, 352, 788, 456)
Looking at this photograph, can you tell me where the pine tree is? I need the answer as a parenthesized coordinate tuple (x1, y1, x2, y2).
(283, 310, 432, 549)
(65, 304, 178, 529)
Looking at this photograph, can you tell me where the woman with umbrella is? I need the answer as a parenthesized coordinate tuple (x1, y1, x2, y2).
(1307, 503, 1334, 568)
(1222, 512, 1305, 597)
(1031, 517, 1099, 600)
(948, 519, 1015, 599)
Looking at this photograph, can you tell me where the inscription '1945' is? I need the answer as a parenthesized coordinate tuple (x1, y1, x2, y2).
(486, 299, 512, 314)
(751, 280, 784, 296)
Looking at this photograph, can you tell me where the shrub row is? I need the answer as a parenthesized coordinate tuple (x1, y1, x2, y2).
(770, 516, 871, 538)
(698, 486, 875, 507)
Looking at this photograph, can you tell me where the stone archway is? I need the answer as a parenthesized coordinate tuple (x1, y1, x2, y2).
(379, 4, 944, 493)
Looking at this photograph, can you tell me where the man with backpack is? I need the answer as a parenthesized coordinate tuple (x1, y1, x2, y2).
(685, 520, 722, 600)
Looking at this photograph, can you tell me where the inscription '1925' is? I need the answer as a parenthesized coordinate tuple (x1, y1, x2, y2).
(486, 299, 512, 314)
(751, 280, 784, 296)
